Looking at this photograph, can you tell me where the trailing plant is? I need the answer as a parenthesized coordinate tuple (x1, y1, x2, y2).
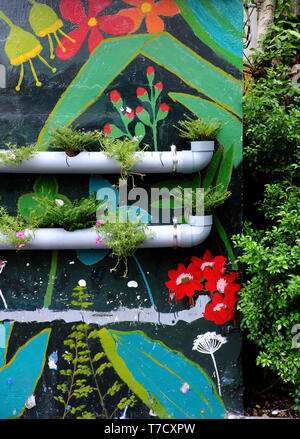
(49, 125, 99, 156)
(0, 206, 36, 249)
(175, 115, 223, 141)
(99, 132, 147, 181)
(54, 284, 137, 419)
(31, 193, 101, 231)
(0, 143, 39, 167)
(232, 183, 300, 406)
(95, 210, 149, 277)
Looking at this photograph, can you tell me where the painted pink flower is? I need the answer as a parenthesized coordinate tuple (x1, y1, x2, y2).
(56, 0, 134, 60)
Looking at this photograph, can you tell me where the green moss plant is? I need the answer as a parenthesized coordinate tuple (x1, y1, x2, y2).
(175, 115, 223, 141)
(49, 125, 99, 156)
(0, 143, 39, 167)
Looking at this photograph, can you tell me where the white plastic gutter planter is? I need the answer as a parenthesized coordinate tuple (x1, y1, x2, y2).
(0, 216, 212, 250)
(0, 144, 214, 174)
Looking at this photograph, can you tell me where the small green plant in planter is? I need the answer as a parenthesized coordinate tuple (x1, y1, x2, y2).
(175, 115, 223, 141)
(98, 132, 148, 182)
(31, 193, 102, 231)
(0, 143, 39, 167)
(173, 183, 231, 218)
(0, 206, 36, 249)
(95, 209, 149, 277)
(49, 125, 99, 157)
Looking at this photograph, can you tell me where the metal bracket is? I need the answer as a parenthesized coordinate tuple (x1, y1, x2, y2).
(170, 144, 178, 173)
(173, 217, 178, 249)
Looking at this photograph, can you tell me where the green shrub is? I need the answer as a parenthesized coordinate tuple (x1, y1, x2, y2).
(232, 183, 300, 404)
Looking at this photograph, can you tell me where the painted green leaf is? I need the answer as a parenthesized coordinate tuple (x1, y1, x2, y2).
(134, 122, 146, 141)
(216, 142, 236, 192)
(99, 329, 226, 419)
(213, 214, 238, 270)
(18, 175, 71, 219)
(0, 326, 51, 419)
(203, 148, 223, 190)
(38, 33, 241, 149)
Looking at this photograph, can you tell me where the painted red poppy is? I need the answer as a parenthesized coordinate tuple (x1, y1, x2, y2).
(203, 292, 236, 325)
(165, 262, 203, 305)
(57, 0, 134, 60)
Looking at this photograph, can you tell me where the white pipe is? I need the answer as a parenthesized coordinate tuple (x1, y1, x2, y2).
(0, 144, 214, 174)
(0, 216, 212, 250)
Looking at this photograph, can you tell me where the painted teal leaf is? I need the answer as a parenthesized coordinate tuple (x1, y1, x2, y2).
(0, 328, 51, 419)
(76, 249, 109, 266)
(101, 329, 226, 419)
(0, 322, 12, 369)
(118, 205, 151, 224)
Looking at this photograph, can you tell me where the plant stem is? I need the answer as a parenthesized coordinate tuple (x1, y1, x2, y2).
(44, 250, 58, 308)
(210, 352, 221, 396)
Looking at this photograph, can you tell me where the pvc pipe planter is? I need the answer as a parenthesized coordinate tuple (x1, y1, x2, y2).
(0, 143, 214, 174)
(0, 216, 212, 250)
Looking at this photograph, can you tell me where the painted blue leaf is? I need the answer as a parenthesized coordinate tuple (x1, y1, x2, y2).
(89, 174, 119, 207)
(108, 330, 226, 419)
(118, 206, 152, 224)
(77, 175, 117, 266)
(76, 249, 109, 266)
(0, 328, 51, 419)
(0, 322, 12, 368)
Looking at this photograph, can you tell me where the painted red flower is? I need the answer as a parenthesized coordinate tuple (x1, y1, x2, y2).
(154, 81, 163, 90)
(191, 250, 227, 279)
(203, 265, 240, 299)
(104, 123, 111, 134)
(147, 66, 155, 76)
(56, 0, 134, 60)
(110, 89, 122, 103)
(165, 263, 203, 305)
(137, 86, 147, 96)
(159, 103, 170, 112)
(203, 292, 236, 325)
(118, 0, 179, 33)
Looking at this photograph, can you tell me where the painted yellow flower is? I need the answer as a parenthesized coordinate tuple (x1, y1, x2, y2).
(27, 0, 75, 59)
(0, 10, 56, 91)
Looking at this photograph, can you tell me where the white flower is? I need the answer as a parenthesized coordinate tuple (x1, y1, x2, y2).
(55, 199, 65, 207)
(192, 331, 227, 354)
(78, 279, 86, 287)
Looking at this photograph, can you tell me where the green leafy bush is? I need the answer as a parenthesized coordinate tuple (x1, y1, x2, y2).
(49, 125, 99, 156)
(0, 206, 36, 248)
(243, 66, 299, 182)
(233, 183, 300, 406)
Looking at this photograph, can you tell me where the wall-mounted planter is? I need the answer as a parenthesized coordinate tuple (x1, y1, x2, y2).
(0, 144, 214, 174)
(0, 216, 212, 250)
(190, 140, 215, 152)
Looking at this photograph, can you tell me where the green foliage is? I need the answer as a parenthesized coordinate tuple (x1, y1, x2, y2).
(49, 125, 99, 155)
(31, 193, 101, 231)
(99, 132, 147, 181)
(0, 206, 36, 249)
(96, 211, 149, 277)
(54, 285, 137, 419)
(232, 183, 300, 403)
(0, 143, 39, 167)
(243, 66, 299, 182)
(175, 115, 223, 141)
(240, 1, 300, 408)
(173, 183, 231, 215)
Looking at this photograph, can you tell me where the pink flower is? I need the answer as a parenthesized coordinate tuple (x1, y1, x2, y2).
(96, 237, 102, 246)
(17, 232, 25, 239)
(96, 219, 103, 225)
(56, 0, 134, 60)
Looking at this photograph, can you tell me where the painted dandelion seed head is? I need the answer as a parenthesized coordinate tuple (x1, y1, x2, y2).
(192, 332, 227, 354)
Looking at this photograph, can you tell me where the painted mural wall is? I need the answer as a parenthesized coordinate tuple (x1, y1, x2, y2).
(0, 0, 243, 419)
